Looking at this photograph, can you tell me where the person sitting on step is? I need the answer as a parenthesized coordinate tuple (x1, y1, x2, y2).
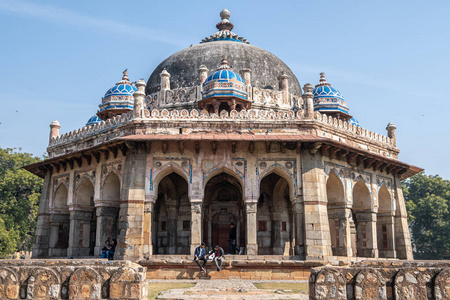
(209, 245, 225, 272)
(101, 240, 110, 259)
(193, 242, 208, 273)
(107, 239, 116, 260)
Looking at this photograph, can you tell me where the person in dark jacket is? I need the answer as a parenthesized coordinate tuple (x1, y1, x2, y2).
(228, 223, 241, 254)
(193, 242, 207, 273)
(107, 239, 116, 260)
(101, 240, 110, 258)
(209, 245, 225, 271)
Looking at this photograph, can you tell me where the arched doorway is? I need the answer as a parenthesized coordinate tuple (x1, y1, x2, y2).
(70, 177, 95, 257)
(153, 173, 190, 254)
(326, 173, 347, 256)
(352, 180, 373, 257)
(49, 183, 69, 257)
(377, 185, 396, 258)
(203, 172, 245, 254)
(257, 173, 293, 255)
(96, 173, 121, 255)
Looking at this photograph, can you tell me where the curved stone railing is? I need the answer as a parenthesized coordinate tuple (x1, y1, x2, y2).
(49, 108, 393, 148)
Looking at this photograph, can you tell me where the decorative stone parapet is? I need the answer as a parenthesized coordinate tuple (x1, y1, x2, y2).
(0, 259, 147, 299)
(48, 108, 394, 152)
(309, 260, 450, 300)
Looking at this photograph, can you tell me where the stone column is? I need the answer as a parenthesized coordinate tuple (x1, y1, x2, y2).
(245, 197, 258, 255)
(32, 170, 52, 258)
(301, 150, 332, 260)
(143, 198, 155, 258)
(67, 209, 94, 257)
(378, 213, 396, 258)
(166, 205, 177, 254)
(116, 142, 146, 261)
(393, 176, 413, 259)
(292, 199, 304, 257)
(354, 211, 378, 258)
(344, 208, 354, 258)
(94, 206, 120, 256)
(48, 213, 69, 257)
(190, 199, 203, 254)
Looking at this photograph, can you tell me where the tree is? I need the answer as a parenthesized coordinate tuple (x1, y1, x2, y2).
(403, 172, 450, 259)
(0, 148, 43, 258)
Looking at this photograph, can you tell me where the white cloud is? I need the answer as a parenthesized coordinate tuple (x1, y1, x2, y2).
(0, 0, 188, 47)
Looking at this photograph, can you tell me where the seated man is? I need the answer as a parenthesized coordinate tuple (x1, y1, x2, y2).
(101, 240, 110, 258)
(209, 245, 225, 272)
(193, 242, 207, 273)
(107, 239, 116, 260)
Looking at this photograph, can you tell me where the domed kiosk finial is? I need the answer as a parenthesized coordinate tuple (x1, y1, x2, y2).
(220, 9, 231, 21)
(122, 69, 129, 81)
(216, 9, 234, 31)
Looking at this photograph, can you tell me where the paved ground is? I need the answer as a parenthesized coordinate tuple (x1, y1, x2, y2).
(150, 279, 309, 299)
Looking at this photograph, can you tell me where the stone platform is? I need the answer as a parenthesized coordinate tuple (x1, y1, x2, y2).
(140, 255, 325, 280)
(0, 259, 147, 299)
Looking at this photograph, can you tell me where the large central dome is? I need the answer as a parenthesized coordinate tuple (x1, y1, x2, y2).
(146, 10, 301, 96)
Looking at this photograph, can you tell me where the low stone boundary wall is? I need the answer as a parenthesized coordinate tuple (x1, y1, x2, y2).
(0, 259, 147, 299)
(309, 260, 450, 300)
(141, 255, 324, 280)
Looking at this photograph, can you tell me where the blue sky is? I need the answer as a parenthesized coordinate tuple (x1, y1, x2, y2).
(0, 0, 449, 179)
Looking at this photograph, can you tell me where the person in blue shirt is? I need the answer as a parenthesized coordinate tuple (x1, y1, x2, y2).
(193, 242, 207, 273)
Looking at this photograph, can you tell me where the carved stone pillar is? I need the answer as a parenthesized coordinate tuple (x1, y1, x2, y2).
(32, 170, 52, 258)
(245, 198, 258, 255)
(354, 211, 378, 258)
(301, 150, 332, 260)
(190, 199, 203, 254)
(67, 209, 94, 257)
(116, 142, 146, 261)
(378, 213, 396, 258)
(393, 176, 413, 259)
(143, 198, 155, 258)
(292, 199, 304, 257)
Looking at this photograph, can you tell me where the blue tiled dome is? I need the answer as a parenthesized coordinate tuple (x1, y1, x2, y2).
(313, 85, 345, 101)
(348, 117, 360, 126)
(202, 58, 247, 101)
(86, 115, 101, 126)
(205, 68, 244, 84)
(103, 82, 136, 98)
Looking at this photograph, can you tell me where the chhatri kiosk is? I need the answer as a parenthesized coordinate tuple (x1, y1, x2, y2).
(26, 10, 421, 276)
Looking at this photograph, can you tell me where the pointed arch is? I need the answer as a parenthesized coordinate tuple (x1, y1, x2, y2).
(101, 172, 121, 206)
(327, 172, 345, 205)
(153, 163, 189, 196)
(75, 177, 95, 208)
(53, 182, 69, 212)
(203, 165, 244, 190)
(352, 180, 371, 211)
(259, 165, 295, 199)
(378, 185, 392, 213)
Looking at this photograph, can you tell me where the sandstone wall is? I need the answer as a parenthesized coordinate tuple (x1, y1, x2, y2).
(0, 259, 147, 300)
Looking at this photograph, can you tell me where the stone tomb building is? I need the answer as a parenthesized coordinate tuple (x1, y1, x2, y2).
(26, 10, 422, 262)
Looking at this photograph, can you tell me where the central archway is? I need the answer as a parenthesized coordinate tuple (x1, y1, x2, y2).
(203, 172, 245, 254)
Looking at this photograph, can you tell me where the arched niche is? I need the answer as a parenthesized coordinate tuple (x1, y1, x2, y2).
(102, 172, 121, 205)
(326, 173, 346, 256)
(75, 177, 95, 209)
(203, 172, 245, 254)
(153, 172, 190, 254)
(53, 183, 69, 213)
(351, 180, 373, 258)
(72, 177, 96, 256)
(49, 183, 70, 257)
(257, 173, 293, 255)
(377, 185, 396, 258)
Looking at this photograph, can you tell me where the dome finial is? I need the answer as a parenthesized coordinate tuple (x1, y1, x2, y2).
(220, 9, 231, 21)
(217, 57, 231, 70)
(316, 72, 330, 87)
(122, 69, 129, 81)
(216, 9, 234, 31)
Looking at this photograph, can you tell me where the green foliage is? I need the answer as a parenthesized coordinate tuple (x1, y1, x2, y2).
(403, 172, 450, 259)
(0, 148, 43, 258)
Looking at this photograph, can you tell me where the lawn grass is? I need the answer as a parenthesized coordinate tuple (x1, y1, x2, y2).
(147, 282, 195, 300)
(253, 282, 309, 294)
